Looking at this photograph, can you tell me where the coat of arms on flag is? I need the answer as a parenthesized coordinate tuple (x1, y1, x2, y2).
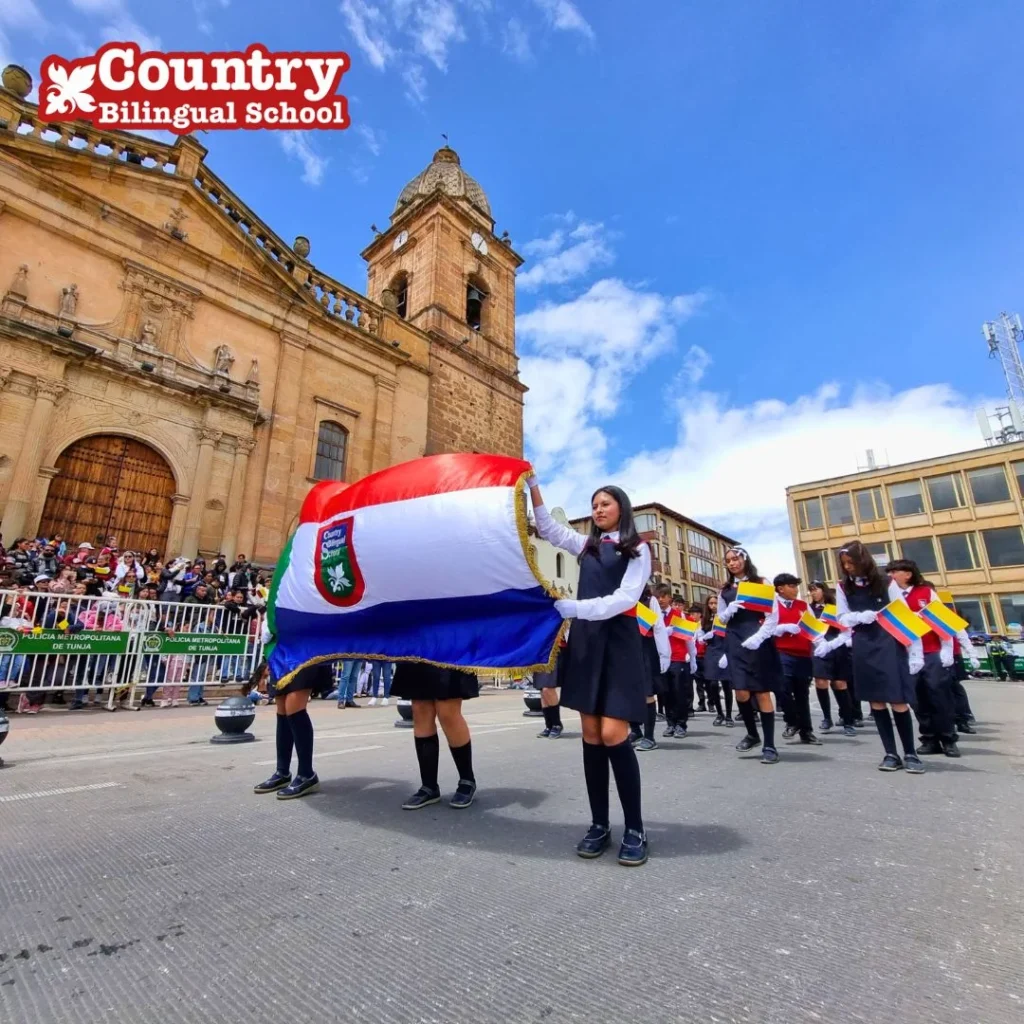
(314, 517, 364, 606)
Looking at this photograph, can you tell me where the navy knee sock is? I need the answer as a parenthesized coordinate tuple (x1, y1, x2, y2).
(759, 709, 776, 750)
(275, 713, 293, 775)
(414, 733, 440, 791)
(644, 703, 657, 740)
(582, 740, 610, 828)
(449, 740, 474, 784)
(892, 709, 916, 756)
(288, 709, 315, 778)
(606, 739, 644, 834)
(815, 686, 832, 719)
(872, 708, 898, 756)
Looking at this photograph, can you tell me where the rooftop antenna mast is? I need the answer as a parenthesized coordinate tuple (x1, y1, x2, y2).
(979, 312, 1024, 444)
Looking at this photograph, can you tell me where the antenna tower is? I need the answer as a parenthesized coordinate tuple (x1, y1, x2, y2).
(979, 312, 1024, 444)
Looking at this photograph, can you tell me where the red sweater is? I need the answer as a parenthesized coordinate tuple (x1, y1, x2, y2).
(903, 585, 940, 654)
(775, 598, 813, 657)
(663, 609, 690, 662)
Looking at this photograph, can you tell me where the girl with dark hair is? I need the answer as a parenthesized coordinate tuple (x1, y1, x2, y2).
(717, 546, 782, 763)
(529, 477, 652, 866)
(699, 593, 733, 726)
(808, 581, 857, 737)
(837, 543, 924, 773)
(886, 562, 959, 758)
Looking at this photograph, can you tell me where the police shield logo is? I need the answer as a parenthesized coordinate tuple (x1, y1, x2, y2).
(314, 516, 365, 607)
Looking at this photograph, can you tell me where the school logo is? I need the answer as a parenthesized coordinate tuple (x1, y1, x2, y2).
(0, 629, 17, 653)
(314, 516, 365, 607)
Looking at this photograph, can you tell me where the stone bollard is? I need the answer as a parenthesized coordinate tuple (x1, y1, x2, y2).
(0, 706, 8, 767)
(395, 697, 414, 728)
(523, 688, 543, 717)
(211, 695, 256, 744)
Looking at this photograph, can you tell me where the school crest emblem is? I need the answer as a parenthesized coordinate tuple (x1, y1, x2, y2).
(314, 516, 365, 607)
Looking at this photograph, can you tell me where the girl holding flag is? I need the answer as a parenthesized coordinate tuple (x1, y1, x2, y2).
(808, 581, 857, 736)
(528, 476, 652, 867)
(716, 547, 783, 763)
(836, 543, 924, 773)
(700, 594, 733, 726)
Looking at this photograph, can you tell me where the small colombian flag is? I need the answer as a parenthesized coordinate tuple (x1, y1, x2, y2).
(798, 611, 828, 641)
(937, 589, 955, 606)
(877, 599, 932, 647)
(670, 615, 699, 639)
(737, 580, 776, 613)
(712, 616, 726, 638)
(820, 604, 846, 631)
(635, 602, 659, 636)
(918, 600, 969, 641)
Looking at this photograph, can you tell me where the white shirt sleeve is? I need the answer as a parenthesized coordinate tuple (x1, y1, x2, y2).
(651, 596, 671, 662)
(570, 542, 651, 622)
(836, 585, 857, 627)
(761, 593, 780, 635)
(887, 579, 904, 603)
(717, 588, 738, 622)
(532, 504, 587, 557)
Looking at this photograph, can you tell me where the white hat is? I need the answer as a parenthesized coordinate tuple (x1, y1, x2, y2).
(78, 542, 95, 550)
(34, 573, 52, 583)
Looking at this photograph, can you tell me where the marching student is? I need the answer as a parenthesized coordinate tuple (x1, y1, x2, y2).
(688, 603, 708, 713)
(655, 584, 696, 738)
(717, 546, 782, 764)
(808, 581, 857, 736)
(535, 633, 567, 738)
(253, 657, 334, 799)
(950, 626, 980, 733)
(836, 543, 924, 773)
(529, 476, 652, 866)
(392, 660, 480, 809)
(771, 573, 822, 746)
(886, 562, 959, 759)
(636, 585, 671, 750)
(700, 593, 733, 726)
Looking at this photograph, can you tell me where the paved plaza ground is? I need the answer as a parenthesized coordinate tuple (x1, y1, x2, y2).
(0, 682, 1022, 1024)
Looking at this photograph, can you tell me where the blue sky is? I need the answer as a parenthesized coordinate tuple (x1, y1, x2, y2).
(3, 0, 1024, 569)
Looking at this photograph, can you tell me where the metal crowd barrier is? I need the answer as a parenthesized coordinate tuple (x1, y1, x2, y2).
(0, 590, 265, 711)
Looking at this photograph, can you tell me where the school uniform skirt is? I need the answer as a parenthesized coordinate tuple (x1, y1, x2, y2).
(642, 632, 663, 699)
(724, 632, 779, 693)
(531, 648, 567, 690)
(561, 614, 646, 723)
(849, 623, 915, 705)
(391, 661, 479, 702)
(272, 660, 335, 698)
(812, 643, 852, 682)
(702, 638, 729, 683)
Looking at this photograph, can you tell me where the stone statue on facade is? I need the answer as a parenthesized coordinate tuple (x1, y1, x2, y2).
(8, 264, 28, 299)
(246, 358, 259, 385)
(213, 344, 235, 375)
(59, 283, 78, 317)
(139, 320, 159, 348)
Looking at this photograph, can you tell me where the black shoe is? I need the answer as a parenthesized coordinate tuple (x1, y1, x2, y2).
(941, 741, 961, 759)
(618, 829, 649, 866)
(140, 698, 156, 707)
(878, 754, 904, 772)
(344, 701, 360, 708)
(820, 718, 834, 733)
(576, 824, 611, 859)
(662, 723, 676, 738)
(903, 754, 925, 774)
(843, 725, 857, 737)
(450, 780, 477, 808)
(697, 704, 708, 713)
(68, 701, 84, 711)
(402, 786, 441, 810)
(957, 721, 976, 735)
(537, 726, 552, 738)
(966, 714, 977, 724)
(736, 734, 760, 753)
(549, 724, 563, 738)
(197, 698, 209, 706)
(799, 732, 823, 746)
(712, 714, 725, 727)
(254, 770, 291, 794)
(916, 740, 943, 756)
(760, 747, 780, 764)
(854, 717, 865, 728)
(188, 701, 201, 706)
(276, 774, 319, 799)
(782, 725, 799, 739)
(655, 712, 666, 722)
(724, 717, 735, 728)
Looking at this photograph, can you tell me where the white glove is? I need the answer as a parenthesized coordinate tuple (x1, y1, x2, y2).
(742, 633, 764, 651)
(718, 600, 741, 623)
(908, 650, 924, 675)
(854, 610, 878, 625)
(968, 654, 981, 671)
(659, 654, 670, 674)
(774, 623, 801, 636)
(260, 620, 272, 645)
(554, 599, 577, 619)
(689, 654, 697, 673)
(526, 474, 538, 490)
(812, 638, 830, 658)
(718, 654, 728, 669)
(940, 647, 953, 669)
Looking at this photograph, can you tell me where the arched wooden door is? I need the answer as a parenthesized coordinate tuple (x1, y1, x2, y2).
(39, 436, 176, 554)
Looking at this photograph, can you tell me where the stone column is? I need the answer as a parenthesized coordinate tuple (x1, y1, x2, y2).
(254, 333, 307, 561)
(179, 428, 221, 557)
(0, 377, 65, 541)
(219, 437, 255, 561)
(371, 375, 397, 472)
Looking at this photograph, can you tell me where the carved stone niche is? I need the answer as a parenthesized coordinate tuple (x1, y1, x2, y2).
(112, 260, 202, 363)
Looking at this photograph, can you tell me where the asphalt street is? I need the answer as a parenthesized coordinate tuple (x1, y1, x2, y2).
(1, 682, 1022, 1024)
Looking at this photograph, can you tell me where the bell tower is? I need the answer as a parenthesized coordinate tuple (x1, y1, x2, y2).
(362, 147, 525, 458)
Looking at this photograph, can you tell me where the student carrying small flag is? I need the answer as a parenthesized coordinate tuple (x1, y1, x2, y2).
(836, 542, 924, 773)
(634, 585, 672, 750)
(699, 594, 733, 726)
(653, 585, 696, 737)
(717, 546, 783, 764)
(808, 581, 858, 736)
(529, 476, 652, 866)
(770, 573, 822, 746)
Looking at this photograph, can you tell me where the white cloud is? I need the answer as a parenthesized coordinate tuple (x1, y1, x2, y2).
(518, 218, 615, 291)
(192, 0, 229, 34)
(0, 0, 45, 69)
(278, 132, 329, 186)
(503, 17, 531, 61)
(402, 63, 427, 103)
(69, 0, 161, 52)
(340, 0, 395, 70)
(410, 0, 465, 70)
(532, 0, 594, 40)
(682, 344, 712, 384)
(356, 123, 382, 155)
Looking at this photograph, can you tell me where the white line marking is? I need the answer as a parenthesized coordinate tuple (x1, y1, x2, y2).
(254, 744, 383, 766)
(0, 782, 122, 803)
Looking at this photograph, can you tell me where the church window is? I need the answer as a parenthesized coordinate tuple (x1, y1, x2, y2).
(466, 281, 487, 332)
(314, 421, 348, 481)
(391, 272, 409, 319)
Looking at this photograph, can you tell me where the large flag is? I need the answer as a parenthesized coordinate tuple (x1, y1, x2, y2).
(266, 454, 564, 682)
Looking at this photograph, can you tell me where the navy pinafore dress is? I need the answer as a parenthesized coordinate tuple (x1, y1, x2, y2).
(721, 582, 779, 694)
(843, 582, 914, 705)
(702, 624, 729, 683)
(561, 540, 646, 723)
(810, 601, 852, 681)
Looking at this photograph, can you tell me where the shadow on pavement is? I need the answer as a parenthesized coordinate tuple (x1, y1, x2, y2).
(312, 777, 747, 860)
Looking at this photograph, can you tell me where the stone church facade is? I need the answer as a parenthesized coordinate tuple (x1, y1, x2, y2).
(0, 66, 525, 565)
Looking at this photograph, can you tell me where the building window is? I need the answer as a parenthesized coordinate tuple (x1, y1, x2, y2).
(938, 533, 980, 572)
(982, 526, 1024, 567)
(796, 498, 824, 531)
(635, 513, 657, 533)
(676, 525, 684, 543)
(1012, 460, 1024, 497)
(313, 421, 347, 481)
(804, 549, 830, 582)
(967, 465, 1011, 505)
(555, 553, 564, 578)
(888, 480, 925, 517)
(954, 595, 995, 633)
(651, 542, 661, 561)
(899, 536, 938, 574)
(855, 486, 885, 522)
(690, 556, 717, 579)
(466, 281, 487, 331)
(686, 529, 713, 553)
(999, 594, 1024, 632)
(864, 542, 892, 566)
(926, 473, 966, 512)
(391, 272, 409, 319)
(825, 492, 854, 527)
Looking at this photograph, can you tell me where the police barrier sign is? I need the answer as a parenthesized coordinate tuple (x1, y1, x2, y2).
(0, 629, 130, 654)
(140, 634, 247, 656)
